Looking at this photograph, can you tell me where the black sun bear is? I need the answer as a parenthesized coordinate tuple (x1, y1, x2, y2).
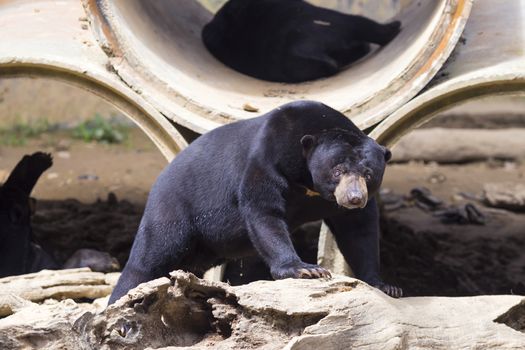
(0, 152, 58, 277)
(202, 0, 401, 83)
(109, 101, 402, 304)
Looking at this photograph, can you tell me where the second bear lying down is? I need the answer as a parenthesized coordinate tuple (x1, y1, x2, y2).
(109, 100, 401, 304)
(202, 0, 401, 82)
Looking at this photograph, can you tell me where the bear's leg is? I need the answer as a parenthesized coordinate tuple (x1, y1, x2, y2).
(242, 206, 331, 279)
(240, 168, 331, 279)
(349, 16, 401, 46)
(245, 214, 331, 279)
(325, 197, 403, 298)
(284, 43, 341, 82)
(108, 221, 193, 305)
(331, 41, 371, 67)
(3, 152, 53, 196)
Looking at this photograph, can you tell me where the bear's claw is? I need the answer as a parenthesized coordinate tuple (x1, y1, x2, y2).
(374, 282, 403, 298)
(272, 262, 332, 280)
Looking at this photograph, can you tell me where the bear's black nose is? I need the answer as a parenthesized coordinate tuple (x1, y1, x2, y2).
(349, 194, 365, 207)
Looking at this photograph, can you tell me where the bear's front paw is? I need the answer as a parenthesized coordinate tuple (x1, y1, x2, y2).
(271, 261, 332, 280)
(373, 282, 403, 298)
(29, 152, 53, 172)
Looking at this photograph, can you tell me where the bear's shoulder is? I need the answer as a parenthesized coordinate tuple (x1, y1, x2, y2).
(262, 100, 359, 135)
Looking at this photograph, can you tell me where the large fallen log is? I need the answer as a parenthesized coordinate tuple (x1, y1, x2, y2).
(391, 128, 525, 163)
(1, 270, 524, 349)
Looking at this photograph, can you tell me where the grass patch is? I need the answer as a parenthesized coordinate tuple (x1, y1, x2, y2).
(0, 119, 55, 146)
(72, 114, 129, 144)
(0, 114, 132, 146)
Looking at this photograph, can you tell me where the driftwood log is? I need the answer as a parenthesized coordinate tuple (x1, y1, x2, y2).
(0, 269, 524, 349)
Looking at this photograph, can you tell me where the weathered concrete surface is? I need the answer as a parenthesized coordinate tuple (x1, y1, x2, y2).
(0, 0, 186, 159)
(371, 0, 525, 147)
(1, 270, 524, 349)
(391, 128, 525, 163)
(88, 0, 471, 132)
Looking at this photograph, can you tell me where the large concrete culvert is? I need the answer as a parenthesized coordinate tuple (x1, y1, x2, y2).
(84, 0, 472, 134)
(0, 0, 187, 161)
(371, 0, 525, 147)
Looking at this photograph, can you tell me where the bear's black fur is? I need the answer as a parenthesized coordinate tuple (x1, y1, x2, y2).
(109, 100, 401, 304)
(0, 152, 58, 277)
(202, 0, 401, 83)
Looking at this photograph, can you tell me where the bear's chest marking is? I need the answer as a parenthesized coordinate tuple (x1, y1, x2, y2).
(304, 187, 321, 197)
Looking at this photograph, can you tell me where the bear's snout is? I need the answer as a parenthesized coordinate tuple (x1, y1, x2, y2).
(334, 173, 368, 209)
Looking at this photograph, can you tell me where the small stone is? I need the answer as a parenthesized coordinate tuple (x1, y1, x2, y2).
(78, 174, 99, 181)
(428, 172, 446, 184)
(503, 161, 518, 171)
(483, 182, 525, 211)
(0, 169, 8, 182)
(242, 103, 259, 113)
(46, 172, 59, 180)
(57, 151, 71, 159)
(55, 139, 71, 151)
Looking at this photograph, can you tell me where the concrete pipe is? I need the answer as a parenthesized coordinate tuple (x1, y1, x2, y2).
(0, 0, 187, 161)
(84, 0, 472, 134)
(371, 0, 525, 147)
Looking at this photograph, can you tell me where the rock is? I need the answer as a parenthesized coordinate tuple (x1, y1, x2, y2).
(483, 182, 525, 211)
(1, 270, 524, 349)
(0, 268, 117, 303)
(0, 169, 8, 182)
(242, 102, 259, 112)
(0, 298, 96, 349)
(57, 151, 71, 159)
(46, 172, 59, 180)
(0, 295, 35, 317)
(392, 128, 525, 163)
(63, 249, 121, 273)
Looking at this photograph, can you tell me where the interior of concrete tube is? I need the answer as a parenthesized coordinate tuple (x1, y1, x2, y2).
(95, 0, 470, 132)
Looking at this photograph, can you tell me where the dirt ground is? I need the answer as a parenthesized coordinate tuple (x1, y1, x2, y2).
(381, 161, 525, 296)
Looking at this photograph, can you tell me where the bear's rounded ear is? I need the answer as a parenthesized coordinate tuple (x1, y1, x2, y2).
(382, 146, 392, 162)
(300, 135, 317, 157)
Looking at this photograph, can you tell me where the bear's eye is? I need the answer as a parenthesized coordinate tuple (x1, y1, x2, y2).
(364, 169, 373, 181)
(333, 169, 343, 178)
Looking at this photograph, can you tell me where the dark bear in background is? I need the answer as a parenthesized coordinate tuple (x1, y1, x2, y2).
(109, 100, 401, 304)
(202, 0, 401, 83)
(0, 152, 58, 277)
(0, 153, 121, 278)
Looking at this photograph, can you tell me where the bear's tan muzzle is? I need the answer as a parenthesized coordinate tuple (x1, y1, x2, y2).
(334, 173, 368, 209)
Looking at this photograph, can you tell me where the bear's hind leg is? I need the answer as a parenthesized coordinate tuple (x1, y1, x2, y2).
(108, 221, 194, 305)
(350, 16, 401, 46)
